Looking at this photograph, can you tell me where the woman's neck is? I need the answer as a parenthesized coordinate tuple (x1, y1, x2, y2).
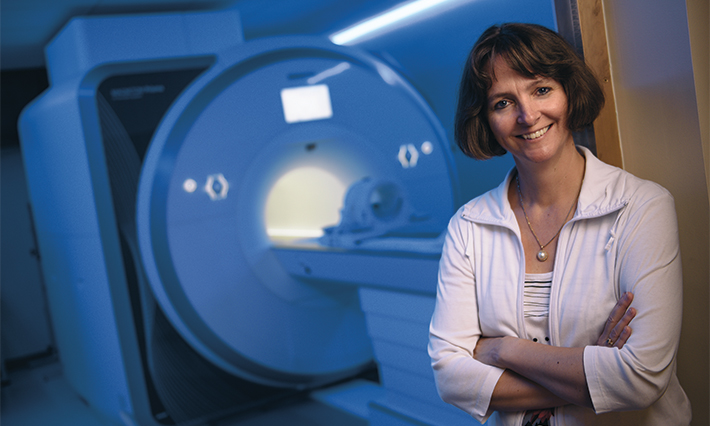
(513, 145, 586, 208)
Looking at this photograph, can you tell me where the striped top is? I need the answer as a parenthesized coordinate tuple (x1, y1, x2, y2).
(522, 272, 554, 425)
(523, 272, 552, 344)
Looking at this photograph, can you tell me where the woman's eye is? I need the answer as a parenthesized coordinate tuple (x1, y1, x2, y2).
(536, 87, 551, 96)
(493, 100, 509, 110)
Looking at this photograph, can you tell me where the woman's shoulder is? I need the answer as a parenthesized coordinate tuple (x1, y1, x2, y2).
(453, 174, 515, 227)
(608, 164, 673, 205)
(583, 148, 674, 207)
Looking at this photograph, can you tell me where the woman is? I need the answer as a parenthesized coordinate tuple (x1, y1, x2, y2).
(428, 23, 691, 425)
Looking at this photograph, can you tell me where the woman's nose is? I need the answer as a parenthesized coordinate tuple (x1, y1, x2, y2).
(516, 101, 540, 125)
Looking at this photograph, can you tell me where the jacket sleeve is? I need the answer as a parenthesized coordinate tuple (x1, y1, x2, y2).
(429, 212, 505, 423)
(584, 186, 684, 413)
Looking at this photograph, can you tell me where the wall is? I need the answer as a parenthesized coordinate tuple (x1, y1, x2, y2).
(601, 0, 709, 424)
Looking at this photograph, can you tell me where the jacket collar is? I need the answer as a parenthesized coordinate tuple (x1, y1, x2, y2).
(460, 146, 629, 225)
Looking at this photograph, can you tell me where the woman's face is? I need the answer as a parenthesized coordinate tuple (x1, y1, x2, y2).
(485, 57, 574, 166)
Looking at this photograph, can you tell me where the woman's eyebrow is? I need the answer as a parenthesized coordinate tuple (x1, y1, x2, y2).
(487, 77, 551, 103)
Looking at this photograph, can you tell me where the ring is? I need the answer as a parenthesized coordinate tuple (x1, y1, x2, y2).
(606, 337, 614, 347)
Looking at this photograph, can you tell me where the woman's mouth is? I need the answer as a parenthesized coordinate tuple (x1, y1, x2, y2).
(520, 125, 551, 140)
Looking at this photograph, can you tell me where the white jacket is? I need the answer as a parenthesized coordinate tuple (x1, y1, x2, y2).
(429, 147, 691, 425)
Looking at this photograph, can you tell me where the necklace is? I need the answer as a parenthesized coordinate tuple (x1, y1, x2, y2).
(516, 174, 580, 262)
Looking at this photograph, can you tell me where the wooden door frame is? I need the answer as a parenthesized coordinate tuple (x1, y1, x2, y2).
(556, 0, 623, 168)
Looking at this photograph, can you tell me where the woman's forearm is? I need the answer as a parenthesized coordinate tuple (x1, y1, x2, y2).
(478, 293, 635, 410)
(489, 369, 569, 411)
(492, 338, 593, 408)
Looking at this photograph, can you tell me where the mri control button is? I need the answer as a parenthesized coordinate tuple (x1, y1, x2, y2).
(205, 173, 229, 200)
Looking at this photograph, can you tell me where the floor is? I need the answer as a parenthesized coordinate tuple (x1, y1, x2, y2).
(1, 358, 374, 426)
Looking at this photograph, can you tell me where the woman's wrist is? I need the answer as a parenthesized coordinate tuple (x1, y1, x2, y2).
(474, 336, 530, 370)
(499, 337, 542, 373)
(496, 336, 519, 369)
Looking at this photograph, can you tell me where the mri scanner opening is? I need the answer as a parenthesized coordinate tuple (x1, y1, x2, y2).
(265, 166, 346, 240)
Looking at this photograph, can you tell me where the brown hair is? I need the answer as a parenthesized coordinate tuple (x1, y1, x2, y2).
(454, 23, 605, 160)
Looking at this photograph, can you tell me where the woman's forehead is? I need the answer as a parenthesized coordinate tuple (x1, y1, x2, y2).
(488, 56, 552, 85)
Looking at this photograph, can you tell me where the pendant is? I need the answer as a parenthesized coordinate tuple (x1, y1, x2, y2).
(536, 249, 548, 262)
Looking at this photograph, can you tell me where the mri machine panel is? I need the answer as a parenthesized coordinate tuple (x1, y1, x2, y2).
(19, 10, 459, 424)
(136, 36, 458, 385)
(18, 2, 562, 424)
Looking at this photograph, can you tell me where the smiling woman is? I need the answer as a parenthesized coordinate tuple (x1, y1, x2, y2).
(429, 22, 692, 426)
(485, 64, 572, 168)
(454, 23, 604, 162)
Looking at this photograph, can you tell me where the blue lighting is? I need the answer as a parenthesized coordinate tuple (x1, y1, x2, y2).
(12, 3, 559, 425)
(330, 0, 466, 45)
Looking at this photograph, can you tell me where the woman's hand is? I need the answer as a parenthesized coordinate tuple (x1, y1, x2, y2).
(596, 292, 636, 349)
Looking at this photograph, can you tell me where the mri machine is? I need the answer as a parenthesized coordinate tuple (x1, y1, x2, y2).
(18, 4, 561, 425)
